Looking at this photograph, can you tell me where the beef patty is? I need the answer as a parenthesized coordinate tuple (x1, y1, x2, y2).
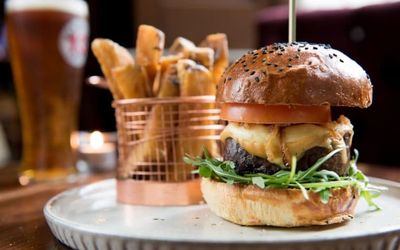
(223, 137, 351, 176)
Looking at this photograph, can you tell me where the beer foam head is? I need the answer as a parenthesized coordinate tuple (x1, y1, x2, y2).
(6, 0, 88, 17)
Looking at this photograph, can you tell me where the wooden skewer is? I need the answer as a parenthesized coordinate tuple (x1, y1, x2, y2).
(289, 0, 296, 43)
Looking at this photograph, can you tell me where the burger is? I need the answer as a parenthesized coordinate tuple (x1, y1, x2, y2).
(184, 42, 384, 227)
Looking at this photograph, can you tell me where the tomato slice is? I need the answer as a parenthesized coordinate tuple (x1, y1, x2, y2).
(220, 103, 331, 124)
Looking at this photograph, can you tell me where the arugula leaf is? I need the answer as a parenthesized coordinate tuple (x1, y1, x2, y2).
(286, 156, 297, 184)
(224, 178, 235, 185)
(295, 180, 355, 189)
(252, 176, 265, 189)
(314, 169, 340, 181)
(295, 181, 309, 200)
(361, 190, 381, 210)
(297, 147, 343, 181)
(185, 148, 386, 208)
(199, 166, 212, 178)
(319, 189, 331, 204)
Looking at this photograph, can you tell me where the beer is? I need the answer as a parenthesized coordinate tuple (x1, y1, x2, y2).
(6, 0, 89, 184)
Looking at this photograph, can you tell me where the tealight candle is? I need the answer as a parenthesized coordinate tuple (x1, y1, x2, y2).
(79, 131, 116, 172)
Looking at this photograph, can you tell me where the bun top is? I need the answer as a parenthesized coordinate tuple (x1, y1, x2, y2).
(217, 42, 372, 108)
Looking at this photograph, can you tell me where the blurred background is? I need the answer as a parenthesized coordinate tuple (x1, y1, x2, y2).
(0, 0, 399, 167)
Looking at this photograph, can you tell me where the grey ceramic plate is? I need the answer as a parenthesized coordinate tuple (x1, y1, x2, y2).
(44, 178, 400, 250)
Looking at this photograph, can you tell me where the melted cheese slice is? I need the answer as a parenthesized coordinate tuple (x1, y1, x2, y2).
(281, 124, 333, 161)
(220, 116, 353, 167)
(220, 123, 283, 165)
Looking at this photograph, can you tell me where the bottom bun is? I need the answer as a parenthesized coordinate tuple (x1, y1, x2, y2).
(201, 178, 359, 227)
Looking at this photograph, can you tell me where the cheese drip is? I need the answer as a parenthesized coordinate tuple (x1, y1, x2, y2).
(220, 115, 353, 167)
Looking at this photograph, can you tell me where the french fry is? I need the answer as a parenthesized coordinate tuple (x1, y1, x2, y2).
(170, 37, 214, 70)
(157, 65, 180, 97)
(135, 25, 165, 66)
(175, 59, 218, 174)
(153, 54, 183, 95)
(160, 54, 184, 72)
(91, 38, 134, 99)
(169, 37, 195, 54)
(125, 64, 180, 180)
(135, 25, 165, 92)
(185, 47, 214, 71)
(112, 64, 149, 99)
(199, 33, 229, 84)
(177, 59, 215, 96)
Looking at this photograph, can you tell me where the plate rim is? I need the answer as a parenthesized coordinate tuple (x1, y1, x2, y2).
(44, 177, 400, 245)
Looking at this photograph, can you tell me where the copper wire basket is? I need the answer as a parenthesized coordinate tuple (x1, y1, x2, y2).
(113, 96, 224, 205)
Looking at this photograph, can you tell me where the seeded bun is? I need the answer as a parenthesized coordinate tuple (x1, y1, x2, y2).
(201, 178, 359, 227)
(217, 42, 372, 108)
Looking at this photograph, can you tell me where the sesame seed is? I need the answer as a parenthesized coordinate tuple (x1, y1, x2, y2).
(269, 51, 274, 54)
(278, 68, 284, 72)
(277, 53, 283, 56)
(274, 64, 278, 67)
(305, 47, 309, 50)
(339, 59, 344, 63)
(227, 77, 232, 81)
(245, 68, 249, 72)
(313, 46, 318, 50)
(267, 63, 272, 66)
(297, 49, 301, 52)
(250, 71, 256, 75)
(288, 58, 292, 61)
(287, 64, 292, 68)
(223, 78, 226, 83)
(255, 76, 260, 82)
(295, 55, 300, 59)
(333, 53, 337, 57)
(262, 50, 267, 54)
(329, 54, 333, 59)
(308, 61, 312, 65)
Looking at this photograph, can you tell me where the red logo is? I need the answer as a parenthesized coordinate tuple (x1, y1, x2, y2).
(59, 17, 89, 68)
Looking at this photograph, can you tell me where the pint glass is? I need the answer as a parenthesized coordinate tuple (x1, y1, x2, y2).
(6, 0, 89, 184)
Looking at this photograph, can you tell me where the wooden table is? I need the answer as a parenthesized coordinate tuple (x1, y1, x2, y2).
(0, 163, 399, 249)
